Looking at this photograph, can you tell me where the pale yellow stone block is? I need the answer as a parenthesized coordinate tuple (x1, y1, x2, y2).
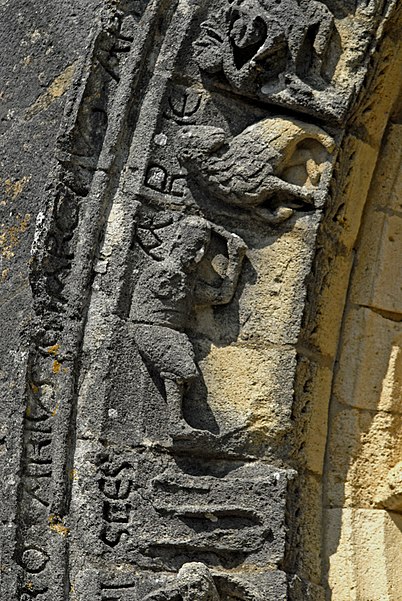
(351, 211, 402, 315)
(325, 405, 370, 508)
(325, 508, 357, 601)
(364, 124, 402, 215)
(303, 367, 333, 475)
(333, 307, 402, 412)
(296, 357, 334, 476)
(332, 137, 378, 251)
(375, 461, 402, 513)
(349, 122, 402, 315)
(326, 508, 402, 601)
(325, 405, 402, 509)
(199, 344, 297, 449)
(237, 214, 319, 346)
(308, 252, 354, 358)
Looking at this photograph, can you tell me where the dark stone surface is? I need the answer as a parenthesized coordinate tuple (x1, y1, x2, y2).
(0, 1, 396, 600)
(0, 1, 100, 599)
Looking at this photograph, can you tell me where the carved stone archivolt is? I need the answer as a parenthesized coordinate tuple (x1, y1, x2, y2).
(8, 1, 399, 601)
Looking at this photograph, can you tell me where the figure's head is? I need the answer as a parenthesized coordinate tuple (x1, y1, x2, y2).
(171, 216, 211, 268)
(177, 562, 220, 601)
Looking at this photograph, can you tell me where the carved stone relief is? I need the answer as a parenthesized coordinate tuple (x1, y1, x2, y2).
(191, 0, 389, 120)
(194, 0, 336, 95)
(5, 1, 399, 601)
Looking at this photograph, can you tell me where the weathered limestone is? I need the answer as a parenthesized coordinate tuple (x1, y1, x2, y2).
(0, 1, 401, 601)
(323, 90, 402, 599)
(326, 509, 402, 601)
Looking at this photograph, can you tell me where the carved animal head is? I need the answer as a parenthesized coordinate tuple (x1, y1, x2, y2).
(178, 127, 227, 162)
(178, 117, 335, 215)
(227, 0, 291, 63)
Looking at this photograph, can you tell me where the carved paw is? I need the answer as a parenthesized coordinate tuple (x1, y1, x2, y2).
(254, 206, 294, 224)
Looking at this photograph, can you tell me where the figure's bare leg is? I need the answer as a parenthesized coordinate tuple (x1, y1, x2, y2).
(164, 378, 193, 437)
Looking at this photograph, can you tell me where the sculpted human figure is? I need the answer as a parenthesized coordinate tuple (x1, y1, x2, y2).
(130, 215, 246, 437)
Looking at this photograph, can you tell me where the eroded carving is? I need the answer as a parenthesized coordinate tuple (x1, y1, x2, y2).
(101, 583, 137, 601)
(145, 164, 187, 198)
(143, 562, 267, 601)
(194, 0, 335, 94)
(130, 215, 246, 437)
(20, 547, 49, 574)
(15, 3, 144, 598)
(145, 563, 220, 601)
(98, 456, 135, 548)
(12, 0, 396, 599)
(179, 116, 335, 223)
(166, 88, 202, 124)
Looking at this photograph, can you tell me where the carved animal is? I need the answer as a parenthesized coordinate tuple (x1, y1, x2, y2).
(178, 117, 335, 222)
(228, 0, 334, 75)
(194, 0, 335, 88)
(144, 562, 220, 601)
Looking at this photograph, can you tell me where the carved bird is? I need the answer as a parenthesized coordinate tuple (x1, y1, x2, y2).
(178, 117, 335, 223)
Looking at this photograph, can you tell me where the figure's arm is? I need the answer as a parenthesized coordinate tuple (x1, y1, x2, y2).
(194, 227, 247, 306)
